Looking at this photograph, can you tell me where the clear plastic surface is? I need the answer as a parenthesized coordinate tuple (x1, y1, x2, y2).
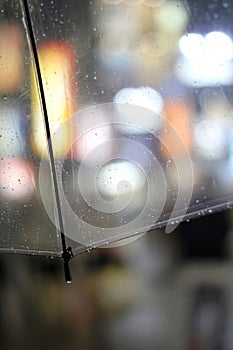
(2, 0, 233, 256)
(0, 0, 61, 256)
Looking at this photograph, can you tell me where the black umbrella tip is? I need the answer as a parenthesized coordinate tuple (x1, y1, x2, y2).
(62, 247, 74, 283)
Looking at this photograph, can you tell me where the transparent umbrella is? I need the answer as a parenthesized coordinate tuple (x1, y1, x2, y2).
(1, 0, 233, 281)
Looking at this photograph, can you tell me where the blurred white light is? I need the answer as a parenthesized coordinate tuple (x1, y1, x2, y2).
(115, 87, 163, 114)
(194, 120, 227, 160)
(97, 160, 146, 198)
(178, 31, 233, 86)
(179, 31, 233, 64)
(74, 125, 112, 161)
(206, 31, 233, 62)
(0, 158, 35, 201)
(179, 33, 205, 62)
(114, 86, 163, 134)
(176, 56, 233, 87)
(71, 105, 114, 167)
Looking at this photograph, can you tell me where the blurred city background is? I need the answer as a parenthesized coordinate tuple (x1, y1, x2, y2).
(0, 0, 233, 349)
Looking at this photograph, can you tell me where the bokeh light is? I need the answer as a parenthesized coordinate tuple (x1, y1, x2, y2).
(153, 1, 188, 34)
(0, 23, 24, 93)
(194, 120, 228, 160)
(31, 41, 77, 159)
(70, 106, 114, 167)
(96, 159, 146, 199)
(114, 87, 163, 134)
(0, 158, 35, 202)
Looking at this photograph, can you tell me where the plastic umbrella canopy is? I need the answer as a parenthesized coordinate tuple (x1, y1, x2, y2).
(1, 0, 233, 274)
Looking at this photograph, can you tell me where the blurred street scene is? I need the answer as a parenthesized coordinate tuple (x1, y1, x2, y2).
(0, 0, 232, 349)
(0, 210, 233, 350)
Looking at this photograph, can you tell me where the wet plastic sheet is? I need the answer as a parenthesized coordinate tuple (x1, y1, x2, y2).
(0, 1, 61, 256)
(2, 0, 233, 257)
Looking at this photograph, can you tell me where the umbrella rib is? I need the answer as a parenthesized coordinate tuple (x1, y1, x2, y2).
(20, 0, 72, 283)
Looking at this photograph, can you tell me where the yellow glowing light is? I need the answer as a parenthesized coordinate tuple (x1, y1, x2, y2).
(31, 41, 77, 159)
(154, 1, 188, 34)
(144, 0, 166, 7)
(0, 24, 24, 93)
(124, 0, 144, 5)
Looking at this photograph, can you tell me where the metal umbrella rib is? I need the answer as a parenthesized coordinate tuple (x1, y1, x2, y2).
(20, 0, 72, 283)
